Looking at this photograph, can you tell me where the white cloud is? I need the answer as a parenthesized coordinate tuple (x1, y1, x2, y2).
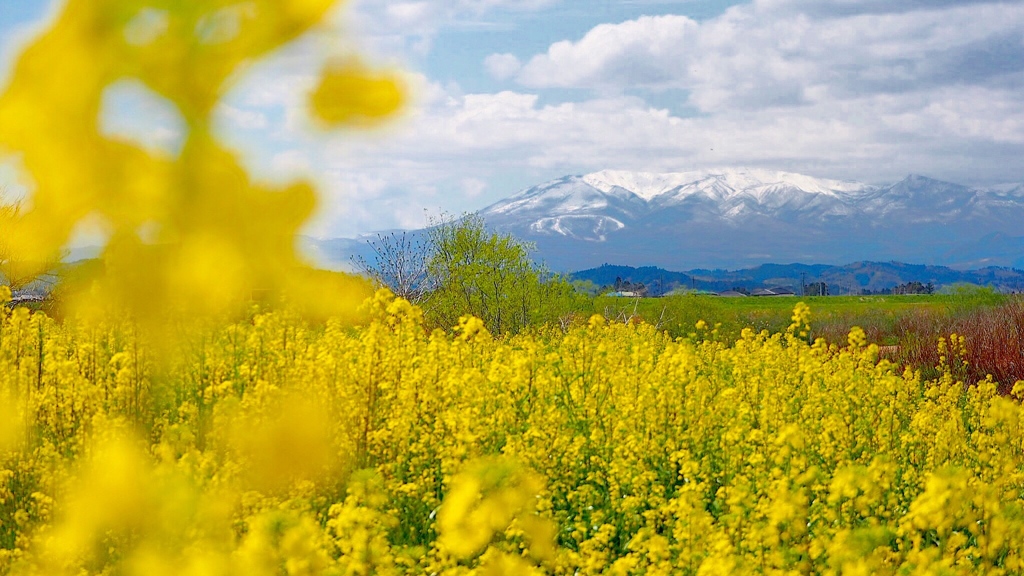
(385, 2, 435, 26)
(484, 53, 522, 80)
(511, 3, 1024, 113)
(690, 2, 1024, 111)
(518, 15, 698, 89)
(271, 150, 312, 176)
(461, 177, 488, 198)
(218, 105, 269, 130)
(100, 80, 187, 156)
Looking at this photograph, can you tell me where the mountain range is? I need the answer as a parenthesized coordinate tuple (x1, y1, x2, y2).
(571, 262, 1024, 295)
(477, 168, 1024, 271)
(302, 168, 1024, 281)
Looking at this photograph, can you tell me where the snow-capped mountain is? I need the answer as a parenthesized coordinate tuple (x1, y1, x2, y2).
(478, 168, 1024, 271)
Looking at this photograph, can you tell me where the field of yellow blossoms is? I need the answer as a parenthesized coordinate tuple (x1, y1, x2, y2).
(3, 1, 1019, 573)
(2, 288, 1023, 575)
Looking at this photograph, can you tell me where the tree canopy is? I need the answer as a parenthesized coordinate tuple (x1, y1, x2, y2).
(359, 214, 586, 335)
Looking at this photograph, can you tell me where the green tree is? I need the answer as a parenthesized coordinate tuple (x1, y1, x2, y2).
(422, 214, 585, 335)
(803, 281, 829, 297)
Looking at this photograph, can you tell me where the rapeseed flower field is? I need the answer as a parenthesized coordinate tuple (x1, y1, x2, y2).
(2, 291, 1023, 575)
(2, 1, 1023, 574)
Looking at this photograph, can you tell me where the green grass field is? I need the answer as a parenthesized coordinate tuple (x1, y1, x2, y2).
(595, 290, 1007, 345)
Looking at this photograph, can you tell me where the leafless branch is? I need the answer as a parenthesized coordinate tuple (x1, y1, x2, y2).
(352, 231, 434, 303)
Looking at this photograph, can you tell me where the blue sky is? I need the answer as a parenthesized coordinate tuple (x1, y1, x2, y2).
(2, 0, 1024, 238)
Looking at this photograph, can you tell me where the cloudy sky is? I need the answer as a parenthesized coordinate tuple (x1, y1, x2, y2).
(2, 0, 1023, 238)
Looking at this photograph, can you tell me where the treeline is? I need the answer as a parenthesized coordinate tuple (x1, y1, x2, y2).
(861, 281, 936, 295)
(610, 277, 649, 296)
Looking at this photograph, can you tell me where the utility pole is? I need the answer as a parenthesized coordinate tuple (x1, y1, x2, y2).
(801, 272, 806, 296)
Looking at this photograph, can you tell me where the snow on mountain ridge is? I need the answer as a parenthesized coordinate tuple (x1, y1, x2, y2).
(581, 168, 871, 203)
(488, 178, 611, 215)
(529, 215, 625, 241)
(479, 170, 1024, 245)
(582, 170, 695, 201)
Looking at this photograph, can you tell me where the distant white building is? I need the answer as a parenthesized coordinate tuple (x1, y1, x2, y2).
(751, 287, 796, 297)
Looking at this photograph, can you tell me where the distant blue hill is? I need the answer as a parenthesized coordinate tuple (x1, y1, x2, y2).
(571, 262, 1024, 295)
